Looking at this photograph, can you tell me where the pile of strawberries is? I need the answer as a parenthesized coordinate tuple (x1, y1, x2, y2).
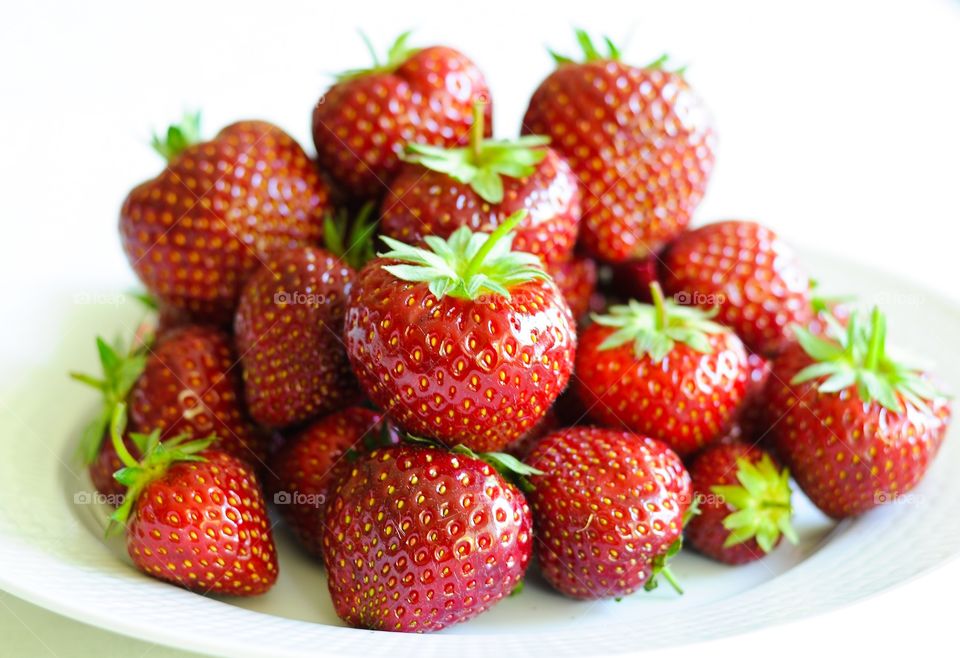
(73, 31, 952, 632)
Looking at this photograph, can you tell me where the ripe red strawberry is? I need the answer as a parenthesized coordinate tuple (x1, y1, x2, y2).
(604, 253, 661, 304)
(106, 406, 278, 596)
(765, 307, 951, 519)
(120, 114, 331, 324)
(344, 212, 577, 452)
(660, 220, 812, 356)
(685, 442, 797, 565)
(525, 427, 691, 599)
(313, 33, 491, 199)
(548, 256, 598, 322)
(322, 443, 533, 632)
(574, 283, 749, 457)
(737, 352, 773, 441)
(234, 246, 359, 428)
(267, 407, 384, 557)
(129, 325, 268, 465)
(381, 102, 580, 268)
(522, 31, 715, 263)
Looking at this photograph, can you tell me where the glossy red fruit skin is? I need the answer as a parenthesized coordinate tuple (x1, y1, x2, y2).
(381, 149, 581, 268)
(234, 247, 359, 428)
(129, 326, 267, 466)
(605, 254, 661, 304)
(526, 427, 691, 599)
(267, 407, 383, 557)
(523, 62, 715, 263)
(686, 442, 779, 564)
(313, 47, 491, 199)
(548, 256, 598, 322)
(127, 451, 278, 595)
(574, 323, 749, 457)
(765, 341, 952, 519)
(661, 221, 812, 356)
(120, 121, 331, 325)
(737, 352, 773, 442)
(322, 444, 533, 632)
(344, 261, 577, 452)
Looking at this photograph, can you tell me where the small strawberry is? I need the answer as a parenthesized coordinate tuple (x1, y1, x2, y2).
(129, 325, 268, 465)
(660, 220, 812, 356)
(765, 307, 951, 519)
(522, 31, 715, 262)
(234, 245, 359, 428)
(525, 427, 691, 599)
(322, 443, 534, 632)
(685, 443, 797, 565)
(267, 407, 384, 558)
(381, 102, 581, 268)
(105, 405, 278, 595)
(344, 211, 577, 452)
(548, 256, 598, 322)
(575, 283, 749, 456)
(313, 33, 491, 199)
(121, 114, 331, 324)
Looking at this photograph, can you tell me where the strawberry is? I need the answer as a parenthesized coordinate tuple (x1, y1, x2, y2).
(574, 283, 749, 456)
(522, 31, 715, 263)
(660, 220, 812, 356)
(765, 307, 951, 519)
(313, 33, 491, 199)
(234, 245, 359, 428)
(267, 407, 384, 557)
(604, 253, 661, 304)
(129, 325, 268, 465)
(525, 426, 691, 599)
(737, 352, 773, 442)
(548, 256, 598, 322)
(381, 102, 581, 268)
(322, 443, 534, 632)
(685, 443, 797, 565)
(106, 405, 278, 595)
(344, 211, 577, 452)
(120, 114, 331, 324)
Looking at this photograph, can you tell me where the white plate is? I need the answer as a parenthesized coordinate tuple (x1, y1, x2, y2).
(0, 249, 958, 658)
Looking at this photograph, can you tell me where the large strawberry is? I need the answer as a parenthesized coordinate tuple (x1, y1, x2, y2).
(525, 427, 691, 599)
(105, 405, 278, 595)
(120, 114, 331, 324)
(267, 407, 384, 557)
(660, 220, 812, 356)
(129, 325, 268, 465)
(765, 307, 951, 519)
(381, 102, 580, 268)
(685, 442, 797, 565)
(322, 443, 534, 632)
(574, 283, 748, 456)
(234, 245, 359, 428)
(313, 33, 491, 198)
(344, 211, 577, 452)
(522, 31, 715, 263)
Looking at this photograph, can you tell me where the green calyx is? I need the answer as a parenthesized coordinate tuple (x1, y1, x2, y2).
(378, 210, 547, 301)
(402, 101, 550, 204)
(151, 111, 201, 162)
(324, 202, 379, 270)
(592, 282, 727, 363)
(710, 454, 798, 553)
(644, 496, 699, 595)
(402, 435, 544, 492)
(336, 30, 420, 82)
(70, 334, 151, 465)
(106, 403, 214, 536)
(791, 306, 940, 414)
(549, 29, 685, 74)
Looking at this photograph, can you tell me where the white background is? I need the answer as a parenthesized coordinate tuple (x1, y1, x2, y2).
(1, 0, 958, 656)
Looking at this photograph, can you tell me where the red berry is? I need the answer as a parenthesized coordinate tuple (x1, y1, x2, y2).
(121, 116, 331, 324)
(526, 427, 691, 599)
(234, 247, 359, 428)
(548, 256, 598, 322)
(323, 444, 533, 632)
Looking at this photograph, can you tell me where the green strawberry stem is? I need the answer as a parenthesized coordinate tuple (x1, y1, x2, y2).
(324, 202, 378, 270)
(470, 101, 484, 161)
(151, 111, 201, 162)
(658, 566, 683, 595)
(649, 282, 667, 330)
(336, 31, 420, 82)
(379, 209, 547, 301)
(864, 307, 885, 371)
(109, 404, 139, 469)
